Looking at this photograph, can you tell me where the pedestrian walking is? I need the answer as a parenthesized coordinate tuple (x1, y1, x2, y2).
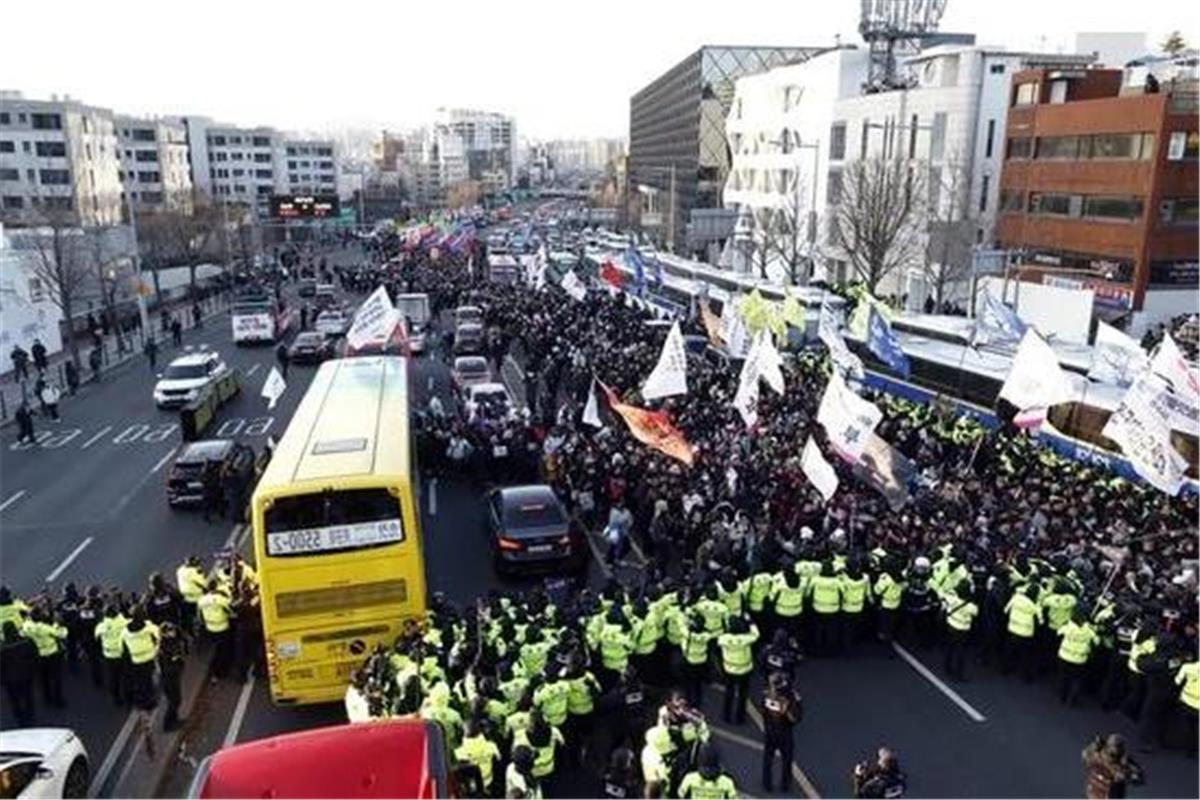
(171, 317, 183, 347)
(15, 401, 36, 445)
(275, 342, 290, 380)
(30, 339, 48, 375)
(39, 381, 61, 421)
(89, 347, 102, 382)
(64, 360, 79, 395)
(0, 621, 38, 726)
(144, 337, 159, 371)
(193, 301, 203, 330)
(9, 344, 30, 382)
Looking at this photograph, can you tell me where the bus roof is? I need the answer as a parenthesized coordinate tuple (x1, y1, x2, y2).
(189, 719, 445, 799)
(256, 356, 411, 491)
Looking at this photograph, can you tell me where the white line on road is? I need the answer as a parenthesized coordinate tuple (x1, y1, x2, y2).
(710, 724, 764, 751)
(428, 478, 438, 515)
(81, 425, 113, 449)
(427, 375, 434, 392)
(719, 686, 821, 798)
(892, 641, 987, 722)
(223, 670, 257, 747)
(223, 523, 246, 550)
(245, 363, 262, 377)
(0, 490, 26, 512)
(46, 536, 93, 582)
(89, 709, 138, 797)
(150, 445, 179, 474)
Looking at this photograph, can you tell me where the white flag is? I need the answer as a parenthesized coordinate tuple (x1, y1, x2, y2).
(726, 313, 752, 359)
(561, 269, 587, 302)
(1089, 321, 1149, 386)
(999, 329, 1072, 414)
(582, 379, 603, 428)
(818, 301, 863, 379)
(346, 285, 397, 351)
(816, 372, 882, 461)
(1102, 373, 1188, 495)
(1151, 332, 1200, 403)
(261, 366, 286, 410)
(801, 437, 839, 502)
(732, 342, 761, 427)
(756, 330, 784, 395)
(642, 321, 689, 400)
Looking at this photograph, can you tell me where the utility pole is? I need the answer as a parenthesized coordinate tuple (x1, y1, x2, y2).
(668, 163, 677, 254)
(122, 191, 151, 333)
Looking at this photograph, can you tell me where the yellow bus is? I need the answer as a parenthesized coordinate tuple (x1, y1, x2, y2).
(251, 356, 427, 705)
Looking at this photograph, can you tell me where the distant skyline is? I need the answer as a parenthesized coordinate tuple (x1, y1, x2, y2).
(1, 0, 1194, 140)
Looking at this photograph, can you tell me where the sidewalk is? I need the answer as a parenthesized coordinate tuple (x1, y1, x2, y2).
(0, 293, 231, 425)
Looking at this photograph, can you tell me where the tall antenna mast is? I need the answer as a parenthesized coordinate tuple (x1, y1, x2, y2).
(859, 0, 950, 92)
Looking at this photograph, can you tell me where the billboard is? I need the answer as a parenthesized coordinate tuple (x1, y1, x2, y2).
(269, 194, 340, 219)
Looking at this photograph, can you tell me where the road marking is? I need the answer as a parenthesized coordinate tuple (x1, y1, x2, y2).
(0, 490, 26, 512)
(150, 445, 179, 474)
(427, 375, 434, 392)
(46, 536, 93, 582)
(710, 724, 764, 751)
(223, 669, 257, 747)
(428, 477, 438, 515)
(89, 709, 138, 797)
(892, 641, 987, 722)
(246, 363, 261, 377)
(224, 523, 246, 550)
(81, 425, 114, 449)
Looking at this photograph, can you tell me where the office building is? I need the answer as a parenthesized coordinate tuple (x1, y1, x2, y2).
(435, 108, 515, 193)
(178, 116, 281, 214)
(628, 45, 825, 259)
(0, 91, 124, 226)
(280, 138, 338, 195)
(996, 57, 1199, 330)
(115, 115, 192, 212)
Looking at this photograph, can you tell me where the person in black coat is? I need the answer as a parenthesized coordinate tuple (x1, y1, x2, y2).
(1, 621, 38, 726)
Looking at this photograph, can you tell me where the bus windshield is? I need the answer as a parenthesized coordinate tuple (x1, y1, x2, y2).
(264, 488, 404, 557)
(233, 302, 272, 315)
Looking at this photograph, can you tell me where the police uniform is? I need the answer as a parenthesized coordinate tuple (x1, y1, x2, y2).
(95, 610, 129, 705)
(159, 625, 187, 730)
(760, 684, 802, 792)
(122, 620, 161, 710)
(717, 623, 759, 724)
(22, 617, 67, 707)
(678, 769, 737, 798)
(198, 587, 234, 678)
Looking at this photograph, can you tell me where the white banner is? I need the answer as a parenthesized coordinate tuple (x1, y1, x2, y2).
(817, 372, 882, 461)
(801, 437, 839, 502)
(1089, 321, 1149, 387)
(818, 302, 863, 379)
(756, 329, 784, 395)
(346, 285, 398, 351)
(261, 366, 287, 410)
(582, 379, 603, 428)
(561, 269, 587, 302)
(642, 321, 689, 400)
(266, 518, 404, 556)
(999, 329, 1072, 412)
(733, 342, 761, 427)
(726, 313, 752, 359)
(1102, 374, 1188, 495)
(1151, 332, 1200, 404)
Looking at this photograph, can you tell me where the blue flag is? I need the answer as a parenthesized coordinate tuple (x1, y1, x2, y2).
(626, 244, 647, 297)
(975, 289, 1027, 345)
(867, 308, 910, 377)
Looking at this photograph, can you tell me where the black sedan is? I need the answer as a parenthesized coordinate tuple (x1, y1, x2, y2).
(167, 439, 256, 507)
(485, 485, 587, 576)
(288, 332, 337, 364)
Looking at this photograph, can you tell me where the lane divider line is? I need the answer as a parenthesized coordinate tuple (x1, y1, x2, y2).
(713, 683, 822, 798)
(245, 363, 261, 377)
(892, 641, 987, 722)
(80, 425, 113, 449)
(0, 489, 26, 512)
(46, 536, 93, 583)
(89, 708, 138, 797)
(428, 478, 438, 516)
(150, 445, 179, 474)
(223, 669, 257, 747)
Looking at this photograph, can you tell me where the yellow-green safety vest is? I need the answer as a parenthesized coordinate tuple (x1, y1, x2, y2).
(1175, 663, 1199, 711)
(1057, 622, 1097, 665)
(22, 620, 66, 657)
(198, 591, 231, 633)
(717, 628, 758, 676)
(123, 623, 161, 664)
(810, 575, 841, 615)
(95, 615, 128, 659)
(1005, 593, 1039, 638)
(840, 575, 870, 614)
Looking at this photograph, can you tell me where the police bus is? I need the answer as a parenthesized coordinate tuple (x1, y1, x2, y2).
(231, 291, 291, 345)
(250, 356, 427, 705)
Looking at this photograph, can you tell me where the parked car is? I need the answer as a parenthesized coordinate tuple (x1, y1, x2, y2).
(485, 485, 585, 576)
(0, 728, 90, 799)
(451, 356, 492, 393)
(166, 439, 256, 507)
(454, 305, 484, 329)
(315, 284, 337, 309)
(463, 382, 512, 412)
(314, 309, 350, 337)
(453, 323, 485, 356)
(287, 331, 337, 364)
(153, 351, 230, 409)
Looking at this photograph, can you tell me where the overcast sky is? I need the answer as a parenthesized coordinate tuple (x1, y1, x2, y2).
(2, 0, 1194, 140)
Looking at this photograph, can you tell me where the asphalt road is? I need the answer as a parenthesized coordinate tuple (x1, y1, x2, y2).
(4, 240, 1196, 799)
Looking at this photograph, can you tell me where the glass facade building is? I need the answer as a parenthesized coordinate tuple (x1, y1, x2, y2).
(629, 45, 824, 256)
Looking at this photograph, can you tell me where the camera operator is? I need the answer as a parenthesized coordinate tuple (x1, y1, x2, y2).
(852, 746, 907, 798)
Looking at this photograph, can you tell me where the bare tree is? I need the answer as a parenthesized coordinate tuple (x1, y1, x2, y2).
(921, 155, 976, 311)
(137, 190, 225, 296)
(829, 158, 927, 293)
(84, 225, 135, 353)
(762, 174, 819, 286)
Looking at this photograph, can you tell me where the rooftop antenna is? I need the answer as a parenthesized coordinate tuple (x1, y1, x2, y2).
(859, 0, 950, 92)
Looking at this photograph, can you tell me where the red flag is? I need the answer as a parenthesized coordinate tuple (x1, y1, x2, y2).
(600, 260, 624, 289)
(601, 384, 695, 466)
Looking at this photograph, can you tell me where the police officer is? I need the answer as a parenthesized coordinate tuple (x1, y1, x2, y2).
(942, 580, 978, 682)
(22, 607, 67, 708)
(808, 562, 841, 656)
(680, 615, 714, 709)
(716, 615, 759, 724)
(146, 572, 182, 628)
(602, 746, 642, 799)
(678, 744, 737, 799)
(1056, 609, 1099, 706)
(198, 578, 234, 679)
(95, 603, 129, 706)
(55, 583, 85, 675)
(175, 556, 206, 634)
(1003, 584, 1042, 683)
(760, 671, 803, 793)
(122, 606, 161, 714)
(873, 563, 905, 643)
(159, 621, 187, 731)
(760, 627, 801, 685)
(0, 586, 30, 630)
(1173, 654, 1198, 756)
(505, 745, 542, 799)
(455, 716, 502, 796)
(1, 621, 38, 726)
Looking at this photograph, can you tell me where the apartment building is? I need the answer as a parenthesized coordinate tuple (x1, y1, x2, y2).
(435, 108, 515, 193)
(280, 139, 338, 195)
(0, 91, 124, 225)
(115, 115, 192, 212)
(178, 116, 281, 214)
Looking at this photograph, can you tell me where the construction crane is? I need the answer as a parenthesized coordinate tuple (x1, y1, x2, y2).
(859, 0, 950, 92)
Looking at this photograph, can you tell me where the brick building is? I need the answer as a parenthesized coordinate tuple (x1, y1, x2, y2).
(995, 65, 1198, 324)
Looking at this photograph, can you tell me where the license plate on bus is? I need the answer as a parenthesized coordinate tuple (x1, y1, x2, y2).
(267, 519, 404, 556)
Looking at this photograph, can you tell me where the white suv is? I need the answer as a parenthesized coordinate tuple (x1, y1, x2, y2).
(153, 351, 229, 409)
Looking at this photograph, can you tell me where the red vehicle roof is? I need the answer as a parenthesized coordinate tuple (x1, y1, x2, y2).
(190, 719, 447, 799)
